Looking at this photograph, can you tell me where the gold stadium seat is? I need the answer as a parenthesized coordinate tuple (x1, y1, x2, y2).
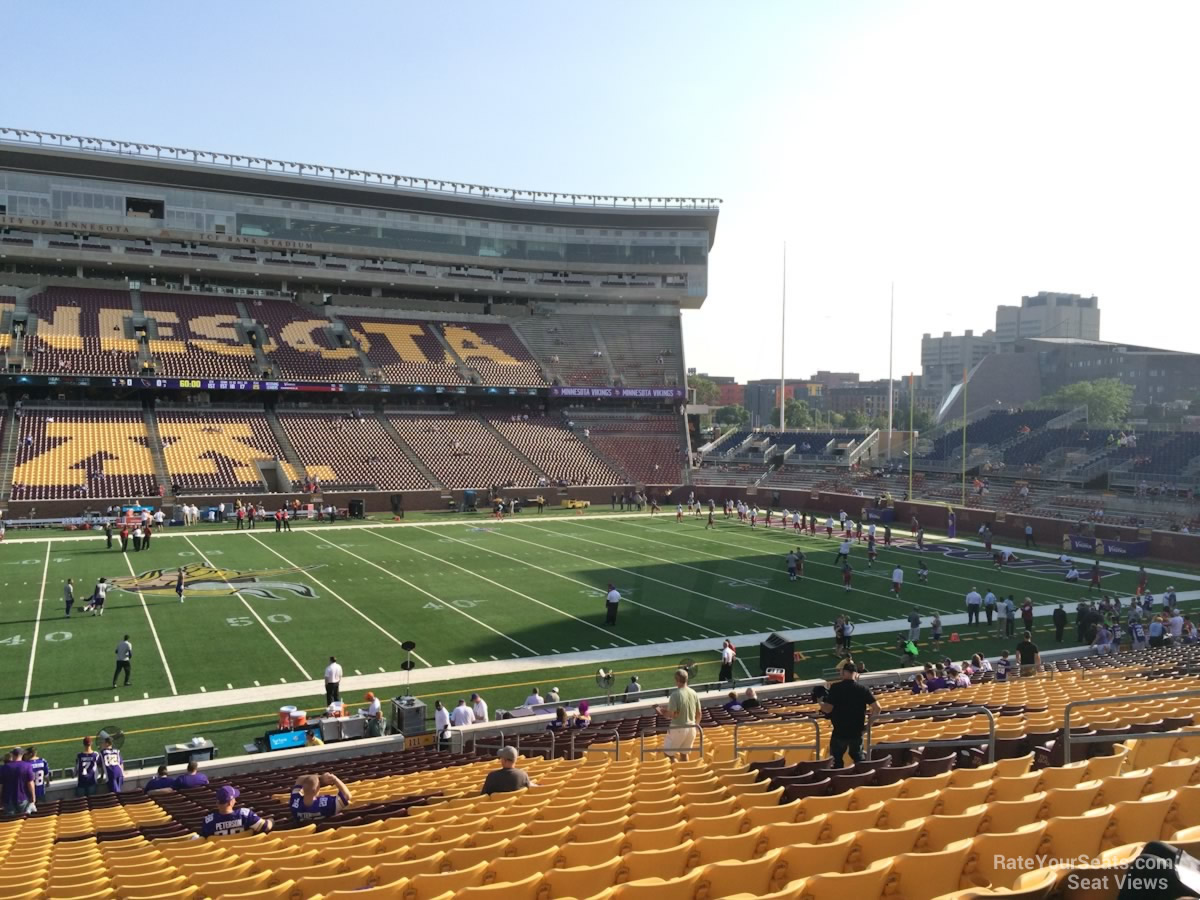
(404, 861, 490, 898)
(886, 838, 974, 900)
(1039, 779, 1104, 818)
(1034, 760, 1088, 790)
(965, 821, 1049, 890)
(538, 858, 624, 898)
(768, 833, 856, 885)
(1146, 757, 1198, 792)
(1039, 806, 1115, 862)
(986, 771, 1042, 802)
(214, 881, 296, 900)
(620, 842, 695, 881)
(620, 821, 690, 853)
(375, 852, 447, 884)
(697, 848, 783, 898)
(684, 810, 746, 838)
(1095, 768, 1153, 804)
(608, 868, 706, 900)
(484, 846, 559, 883)
(788, 857, 892, 900)
(846, 819, 926, 868)
(553, 834, 627, 868)
(457, 872, 542, 899)
(760, 817, 829, 849)
(1102, 790, 1177, 849)
(123, 887, 199, 900)
(980, 793, 1048, 833)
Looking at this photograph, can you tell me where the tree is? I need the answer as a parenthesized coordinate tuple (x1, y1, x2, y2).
(689, 375, 720, 406)
(843, 409, 867, 429)
(1038, 379, 1132, 426)
(910, 408, 934, 432)
(714, 404, 750, 426)
(784, 397, 812, 429)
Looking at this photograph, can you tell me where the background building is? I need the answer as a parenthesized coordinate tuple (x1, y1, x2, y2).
(995, 292, 1100, 345)
(921, 329, 997, 398)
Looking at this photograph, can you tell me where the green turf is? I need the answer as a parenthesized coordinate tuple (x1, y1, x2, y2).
(0, 510, 1195, 762)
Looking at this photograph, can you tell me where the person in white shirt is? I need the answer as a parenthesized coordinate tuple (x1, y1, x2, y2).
(1064, 567, 1080, 582)
(523, 688, 544, 707)
(433, 700, 451, 748)
(891, 566, 904, 596)
(470, 693, 488, 723)
(718, 640, 736, 683)
(449, 699, 473, 727)
(1058, 553, 1073, 566)
(1169, 611, 1185, 639)
(360, 691, 384, 737)
(605, 584, 621, 626)
(153, 509, 164, 526)
(835, 539, 852, 565)
(324, 656, 343, 704)
(965, 588, 983, 624)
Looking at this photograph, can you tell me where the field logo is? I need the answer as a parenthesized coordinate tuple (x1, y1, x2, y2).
(110, 563, 322, 600)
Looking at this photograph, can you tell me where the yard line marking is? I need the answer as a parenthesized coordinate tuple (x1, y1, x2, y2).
(280, 677, 287, 683)
(314, 533, 536, 655)
(576, 520, 877, 623)
(354, 669, 362, 676)
(254, 681, 260, 687)
(493, 525, 785, 633)
(200, 687, 206, 693)
(118, 551, 178, 696)
(378, 666, 386, 673)
(447, 659, 455, 665)
(185, 536, 311, 680)
(591, 645, 599, 650)
(226, 683, 233, 690)
(142, 692, 149, 699)
(250, 534, 433, 667)
(469, 658, 477, 663)
(433, 525, 726, 638)
(490, 655, 498, 661)
(21, 542, 51, 712)
(377, 528, 637, 648)
(737, 657, 753, 679)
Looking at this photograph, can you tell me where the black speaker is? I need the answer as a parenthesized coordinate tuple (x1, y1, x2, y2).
(758, 632, 795, 680)
(348, 498, 365, 519)
(389, 494, 404, 514)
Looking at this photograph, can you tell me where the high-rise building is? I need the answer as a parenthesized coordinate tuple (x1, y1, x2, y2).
(921, 329, 997, 398)
(995, 292, 1100, 345)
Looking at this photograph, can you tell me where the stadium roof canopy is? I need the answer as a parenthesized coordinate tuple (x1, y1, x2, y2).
(0, 128, 720, 245)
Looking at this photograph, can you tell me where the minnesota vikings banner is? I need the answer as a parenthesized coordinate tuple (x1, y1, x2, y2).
(1066, 535, 1150, 559)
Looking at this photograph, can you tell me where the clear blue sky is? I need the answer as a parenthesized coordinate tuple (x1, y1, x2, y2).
(2, 1, 1197, 382)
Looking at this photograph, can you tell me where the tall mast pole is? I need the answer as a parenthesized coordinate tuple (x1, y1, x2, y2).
(886, 282, 894, 458)
(779, 242, 786, 433)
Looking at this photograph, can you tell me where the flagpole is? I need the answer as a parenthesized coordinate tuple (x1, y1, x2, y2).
(961, 365, 968, 506)
(779, 242, 786, 433)
(908, 372, 915, 500)
(886, 282, 894, 459)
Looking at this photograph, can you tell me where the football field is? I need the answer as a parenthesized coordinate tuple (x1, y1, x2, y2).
(0, 510, 1196, 718)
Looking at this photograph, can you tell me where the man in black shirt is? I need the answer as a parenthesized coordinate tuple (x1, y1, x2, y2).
(1052, 604, 1067, 643)
(820, 662, 881, 766)
(1015, 631, 1040, 677)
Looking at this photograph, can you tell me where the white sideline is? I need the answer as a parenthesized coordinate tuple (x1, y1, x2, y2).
(4, 590, 1197, 735)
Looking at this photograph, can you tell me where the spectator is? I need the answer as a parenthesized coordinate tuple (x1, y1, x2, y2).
(741, 687, 762, 709)
(910, 673, 926, 694)
(1, 748, 35, 816)
(481, 746, 533, 796)
(100, 737, 124, 793)
(306, 731, 324, 747)
(545, 687, 561, 704)
(995, 650, 1012, 682)
(623, 676, 640, 702)
(433, 700, 451, 749)
(548, 708, 569, 730)
(76, 737, 100, 797)
(201, 785, 273, 837)
(522, 687, 544, 707)
(361, 692, 383, 737)
(174, 761, 209, 789)
(718, 640, 736, 683)
(1053, 603, 1067, 643)
(1015, 631, 1041, 677)
(22, 748, 48, 804)
(470, 692, 488, 723)
(723, 692, 744, 712)
(144, 765, 175, 792)
(324, 656, 343, 705)
(449, 699, 473, 727)
(574, 700, 591, 728)
(289, 772, 352, 823)
(656, 668, 700, 762)
(820, 662, 881, 766)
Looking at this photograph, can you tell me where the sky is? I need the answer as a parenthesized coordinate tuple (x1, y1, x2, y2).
(2, 1, 1197, 383)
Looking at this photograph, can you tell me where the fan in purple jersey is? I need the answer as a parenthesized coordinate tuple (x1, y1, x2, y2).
(199, 785, 273, 837)
(100, 738, 124, 793)
(1, 748, 36, 815)
(288, 772, 353, 823)
(23, 747, 50, 802)
(75, 736, 100, 797)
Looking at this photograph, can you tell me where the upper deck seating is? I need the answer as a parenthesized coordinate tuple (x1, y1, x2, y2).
(24, 287, 139, 376)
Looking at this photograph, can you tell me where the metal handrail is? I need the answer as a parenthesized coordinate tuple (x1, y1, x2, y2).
(639, 724, 704, 760)
(732, 717, 821, 758)
(1063, 688, 1200, 763)
(867, 704, 997, 764)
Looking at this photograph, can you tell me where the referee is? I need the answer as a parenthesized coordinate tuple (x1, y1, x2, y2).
(113, 635, 132, 688)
